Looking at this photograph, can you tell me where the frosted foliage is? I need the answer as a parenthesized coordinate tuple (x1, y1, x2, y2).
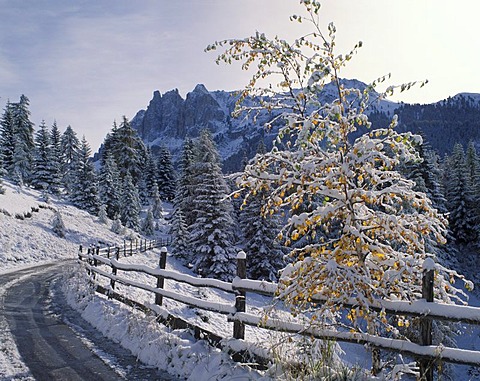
(210, 0, 472, 331)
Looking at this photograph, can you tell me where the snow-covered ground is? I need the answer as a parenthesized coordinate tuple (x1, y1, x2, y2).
(2, 179, 480, 380)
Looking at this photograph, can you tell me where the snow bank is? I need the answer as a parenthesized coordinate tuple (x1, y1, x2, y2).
(62, 267, 265, 380)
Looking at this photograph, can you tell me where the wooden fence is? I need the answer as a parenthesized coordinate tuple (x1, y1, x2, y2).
(77, 245, 480, 380)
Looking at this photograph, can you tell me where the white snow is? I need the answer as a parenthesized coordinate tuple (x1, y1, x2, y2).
(422, 257, 436, 271)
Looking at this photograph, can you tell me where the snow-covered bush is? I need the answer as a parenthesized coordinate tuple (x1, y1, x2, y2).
(111, 215, 124, 235)
(98, 204, 109, 225)
(51, 209, 66, 238)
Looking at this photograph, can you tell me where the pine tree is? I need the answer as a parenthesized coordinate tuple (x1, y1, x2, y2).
(144, 147, 159, 198)
(465, 140, 480, 230)
(189, 130, 236, 281)
(157, 146, 176, 201)
(49, 121, 63, 193)
(142, 209, 155, 236)
(101, 120, 119, 166)
(0, 151, 5, 194)
(11, 95, 35, 185)
(0, 101, 16, 177)
(112, 116, 147, 185)
(174, 138, 196, 228)
(240, 142, 284, 281)
(31, 120, 52, 190)
(120, 172, 140, 231)
(98, 151, 121, 219)
(444, 143, 477, 243)
(170, 207, 190, 263)
(60, 125, 80, 194)
(423, 149, 448, 214)
(70, 136, 99, 214)
(150, 182, 163, 219)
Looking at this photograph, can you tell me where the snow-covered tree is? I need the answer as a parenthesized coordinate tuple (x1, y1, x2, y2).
(174, 138, 196, 227)
(31, 121, 52, 190)
(0, 101, 16, 177)
(112, 116, 147, 185)
(49, 121, 63, 193)
(100, 120, 119, 166)
(156, 145, 176, 201)
(170, 207, 190, 264)
(120, 172, 140, 231)
(70, 136, 99, 214)
(444, 143, 476, 243)
(98, 151, 121, 219)
(150, 182, 163, 219)
(51, 209, 66, 238)
(239, 141, 284, 281)
(465, 140, 480, 231)
(240, 188, 284, 281)
(0, 151, 5, 194)
(189, 130, 236, 281)
(60, 125, 80, 193)
(144, 147, 159, 198)
(210, 0, 470, 334)
(11, 96, 35, 185)
(141, 208, 155, 236)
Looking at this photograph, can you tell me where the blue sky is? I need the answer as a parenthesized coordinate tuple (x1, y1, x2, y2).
(1, 0, 480, 150)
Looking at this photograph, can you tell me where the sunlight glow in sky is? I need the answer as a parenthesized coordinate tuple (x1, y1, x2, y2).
(0, 0, 479, 150)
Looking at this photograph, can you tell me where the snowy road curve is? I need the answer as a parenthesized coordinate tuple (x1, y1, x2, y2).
(0, 262, 177, 381)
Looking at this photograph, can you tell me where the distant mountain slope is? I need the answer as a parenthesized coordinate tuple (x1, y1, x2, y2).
(394, 93, 480, 155)
(129, 82, 480, 171)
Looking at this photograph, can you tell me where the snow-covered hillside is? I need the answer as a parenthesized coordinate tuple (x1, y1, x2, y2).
(0, 181, 127, 269)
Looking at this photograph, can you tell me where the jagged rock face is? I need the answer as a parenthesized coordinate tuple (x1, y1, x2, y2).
(131, 84, 253, 172)
(133, 89, 185, 142)
(183, 84, 227, 137)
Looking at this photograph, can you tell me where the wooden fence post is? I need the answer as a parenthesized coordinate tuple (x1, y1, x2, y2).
(110, 247, 120, 291)
(78, 245, 83, 261)
(419, 259, 435, 381)
(234, 251, 246, 340)
(155, 247, 168, 307)
(94, 245, 99, 268)
(130, 239, 133, 256)
(123, 239, 126, 257)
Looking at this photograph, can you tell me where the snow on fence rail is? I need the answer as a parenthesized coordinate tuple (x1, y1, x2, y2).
(79, 237, 172, 259)
(77, 246, 480, 380)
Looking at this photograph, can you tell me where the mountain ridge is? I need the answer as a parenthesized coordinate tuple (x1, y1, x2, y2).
(129, 81, 480, 171)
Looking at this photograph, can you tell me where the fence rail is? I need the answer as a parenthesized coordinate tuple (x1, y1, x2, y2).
(77, 245, 480, 380)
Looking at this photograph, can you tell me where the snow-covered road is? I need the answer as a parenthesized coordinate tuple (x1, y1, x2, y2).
(0, 262, 178, 381)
